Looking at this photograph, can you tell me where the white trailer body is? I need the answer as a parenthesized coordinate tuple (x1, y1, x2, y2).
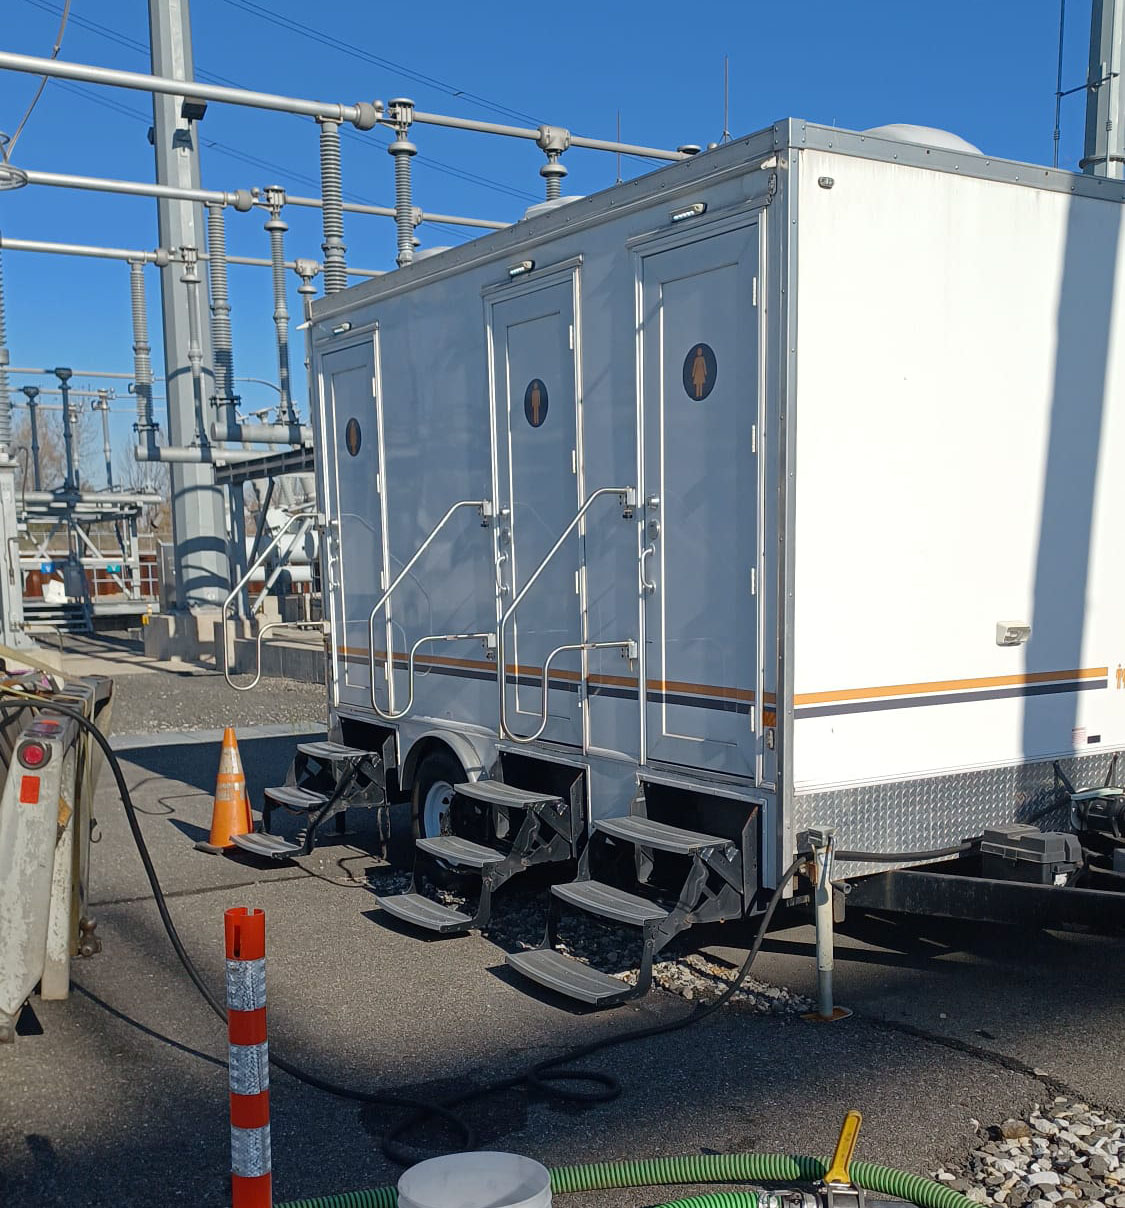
(308, 119, 1125, 891)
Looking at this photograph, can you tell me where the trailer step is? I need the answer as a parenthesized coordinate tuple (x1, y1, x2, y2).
(595, 815, 729, 855)
(455, 780, 566, 810)
(375, 892, 474, 934)
(228, 831, 302, 859)
(416, 835, 506, 870)
(506, 948, 634, 1007)
(264, 785, 329, 811)
(552, 879, 669, 926)
(296, 740, 372, 763)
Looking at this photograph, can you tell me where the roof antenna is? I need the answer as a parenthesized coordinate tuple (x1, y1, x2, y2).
(1053, 0, 1066, 168)
(721, 55, 732, 143)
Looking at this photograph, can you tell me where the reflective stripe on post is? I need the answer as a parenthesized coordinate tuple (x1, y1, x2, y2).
(225, 907, 271, 1208)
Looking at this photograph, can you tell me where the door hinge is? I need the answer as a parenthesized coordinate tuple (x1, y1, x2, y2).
(751, 424, 757, 455)
(752, 275, 758, 307)
(374, 472, 380, 493)
(750, 568, 757, 595)
(571, 448, 577, 474)
(568, 323, 574, 350)
(749, 704, 756, 732)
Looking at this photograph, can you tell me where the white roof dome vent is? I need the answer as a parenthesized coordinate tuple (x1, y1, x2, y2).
(522, 195, 585, 221)
(863, 124, 982, 155)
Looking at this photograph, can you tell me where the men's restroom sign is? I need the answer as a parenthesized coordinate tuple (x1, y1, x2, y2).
(524, 378, 549, 427)
(345, 417, 362, 456)
(683, 343, 717, 401)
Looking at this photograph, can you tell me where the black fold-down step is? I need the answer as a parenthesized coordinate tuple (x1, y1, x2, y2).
(264, 785, 328, 811)
(506, 948, 634, 1007)
(552, 879, 669, 926)
(416, 835, 506, 870)
(375, 892, 473, 934)
(297, 739, 372, 758)
(229, 832, 302, 859)
(455, 780, 564, 809)
(595, 815, 728, 854)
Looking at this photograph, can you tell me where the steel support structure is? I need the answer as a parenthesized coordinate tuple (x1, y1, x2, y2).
(1085, 0, 1125, 177)
(148, 0, 228, 610)
(0, 245, 29, 646)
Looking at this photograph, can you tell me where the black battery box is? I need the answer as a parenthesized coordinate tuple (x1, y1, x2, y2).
(979, 824, 1082, 885)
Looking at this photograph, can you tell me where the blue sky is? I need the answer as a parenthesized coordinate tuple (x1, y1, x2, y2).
(0, 1, 1095, 481)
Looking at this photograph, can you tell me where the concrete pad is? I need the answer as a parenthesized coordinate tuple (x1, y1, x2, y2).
(1, 647, 1122, 1207)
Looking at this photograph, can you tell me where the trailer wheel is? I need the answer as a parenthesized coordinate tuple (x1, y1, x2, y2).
(411, 748, 464, 842)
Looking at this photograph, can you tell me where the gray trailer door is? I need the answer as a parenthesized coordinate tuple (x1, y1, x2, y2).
(490, 277, 582, 747)
(639, 222, 760, 775)
(320, 337, 388, 694)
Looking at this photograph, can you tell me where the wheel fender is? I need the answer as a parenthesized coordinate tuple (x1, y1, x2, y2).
(399, 728, 496, 793)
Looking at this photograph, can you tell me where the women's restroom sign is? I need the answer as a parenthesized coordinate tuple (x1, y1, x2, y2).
(682, 343, 717, 401)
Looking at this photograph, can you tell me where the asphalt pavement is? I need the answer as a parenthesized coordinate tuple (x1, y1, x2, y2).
(0, 652, 1122, 1207)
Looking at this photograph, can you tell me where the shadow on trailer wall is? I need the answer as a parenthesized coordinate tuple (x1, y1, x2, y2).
(1024, 189, 1120, 774)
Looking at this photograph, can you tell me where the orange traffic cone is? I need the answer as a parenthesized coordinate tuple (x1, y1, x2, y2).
(196, 727, 254, 853)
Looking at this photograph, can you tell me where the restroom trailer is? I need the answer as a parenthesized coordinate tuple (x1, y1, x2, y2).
(269, 119, 1125, 1002)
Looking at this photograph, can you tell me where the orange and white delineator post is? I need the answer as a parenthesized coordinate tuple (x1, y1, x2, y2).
(225, 907, 271, 1208)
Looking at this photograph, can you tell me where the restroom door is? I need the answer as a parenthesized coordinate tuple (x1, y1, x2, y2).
(639, 223, 760, 774)
(490, 278, 582, 747)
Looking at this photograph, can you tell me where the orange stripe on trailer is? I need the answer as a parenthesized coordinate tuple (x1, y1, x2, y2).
(230, 1090, 271, 1130)
(231, 1172, 272, 1208)
(358, 645, 757, 704)
(228, 1007, 267, 1046)
(794, 667, 1108, 707)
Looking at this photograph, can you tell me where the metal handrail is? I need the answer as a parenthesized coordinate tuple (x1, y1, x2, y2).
(229, 619, 326, 693)
(219, 509, 318, 690)
(371, 631, 496, 721)
(366, 498, 492, 717)
(497, 485, 635, 742)
(503, 638, 637, 744)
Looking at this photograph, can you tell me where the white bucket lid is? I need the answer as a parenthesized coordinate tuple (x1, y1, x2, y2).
(397, 1152, 552, 1208)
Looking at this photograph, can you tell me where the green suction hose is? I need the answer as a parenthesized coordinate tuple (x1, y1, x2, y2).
(275, 1151, 976, 1208)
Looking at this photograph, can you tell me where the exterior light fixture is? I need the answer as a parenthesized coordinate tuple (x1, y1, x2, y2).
(670, 202, 706, 223)
(508, 260, 534, 278)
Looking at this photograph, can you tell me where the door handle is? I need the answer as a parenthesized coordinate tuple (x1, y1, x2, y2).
(495, 551, 509, 596)
(640, 544, 656, 595)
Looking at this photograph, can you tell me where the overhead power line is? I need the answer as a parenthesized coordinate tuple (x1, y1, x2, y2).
(4, 0, 72, 156)
(216, 0, 542, 127)
(18, 0, 538, 204)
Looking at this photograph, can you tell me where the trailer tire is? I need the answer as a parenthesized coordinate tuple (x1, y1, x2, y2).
(410, 747, 465, 843)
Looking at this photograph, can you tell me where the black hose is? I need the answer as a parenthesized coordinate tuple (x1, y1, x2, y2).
(0, 692, 806, 1164)
(835, 842, 976, 863)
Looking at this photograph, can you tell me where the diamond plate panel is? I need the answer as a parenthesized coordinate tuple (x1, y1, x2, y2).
(791, 749, 1123, 874)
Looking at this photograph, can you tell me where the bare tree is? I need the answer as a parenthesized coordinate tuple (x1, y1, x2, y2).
(114, 451, 173, 540)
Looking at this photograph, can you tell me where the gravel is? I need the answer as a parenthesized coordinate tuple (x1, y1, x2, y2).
(935, 1099, 1125, 1207)
(108, 670, 326, 736)
(366, 864, 813, 1015)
